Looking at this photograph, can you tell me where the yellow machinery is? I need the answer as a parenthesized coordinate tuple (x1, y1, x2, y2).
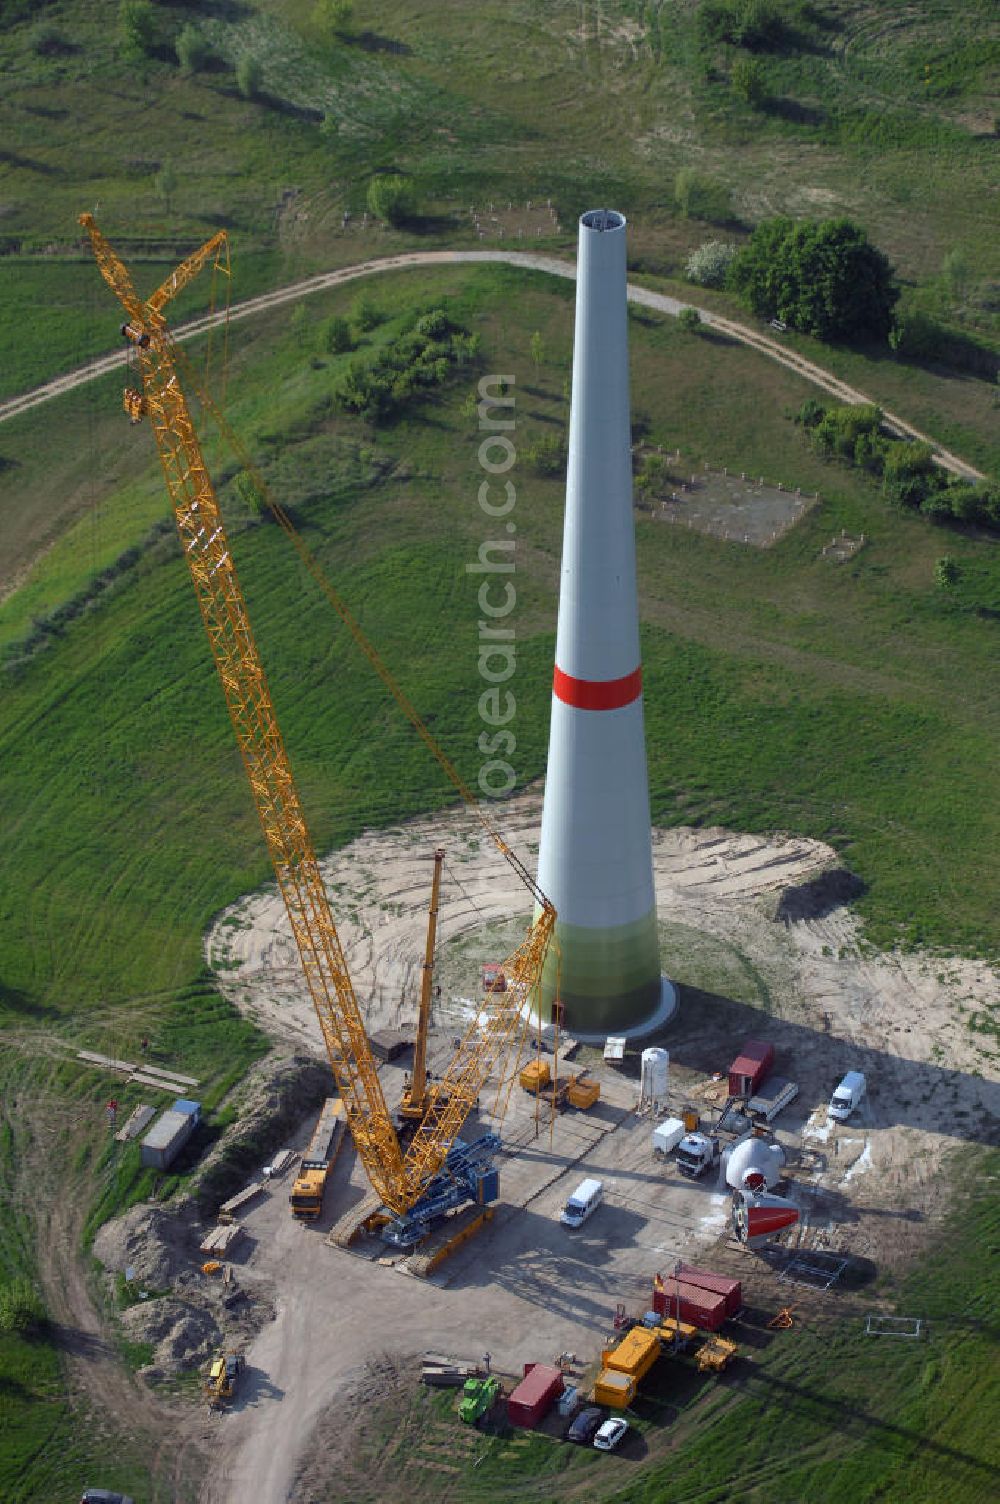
(205, 1352, 245, 1407)
(79, 217, 556, 1228)
(519, 1058, 551, 1093)
(399, 848, 445, 1122)
(519, 1060, 599, 1110)
(696, 1334, 738, 1373)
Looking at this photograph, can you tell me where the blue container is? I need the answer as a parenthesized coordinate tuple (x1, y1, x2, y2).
(476, 1168, 499, 1205)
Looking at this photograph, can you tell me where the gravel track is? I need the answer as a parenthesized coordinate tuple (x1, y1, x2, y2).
(0, 249, 984, 481)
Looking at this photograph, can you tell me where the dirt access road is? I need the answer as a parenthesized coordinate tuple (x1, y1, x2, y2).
(0, 248, 984, 481)
(204, 792, 999, 1503)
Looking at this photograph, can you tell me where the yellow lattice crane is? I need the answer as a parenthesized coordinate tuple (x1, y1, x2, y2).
(79, 214, 556, 1230)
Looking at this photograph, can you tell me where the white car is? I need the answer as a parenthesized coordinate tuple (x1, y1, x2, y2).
(594, 1417, 629, 1451)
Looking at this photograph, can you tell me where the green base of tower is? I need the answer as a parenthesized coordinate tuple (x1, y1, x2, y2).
(536, 907, 663, 1034)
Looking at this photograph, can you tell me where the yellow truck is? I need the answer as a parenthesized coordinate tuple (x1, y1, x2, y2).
(289, 1098, 346, 1219)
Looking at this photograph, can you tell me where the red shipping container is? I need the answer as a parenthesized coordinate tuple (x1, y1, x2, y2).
(506, 1362, 564, 1428)
(651, 1277, 726, 1331)
(675, 1262, 742, 1317)
(728, 1038, 774, 1097)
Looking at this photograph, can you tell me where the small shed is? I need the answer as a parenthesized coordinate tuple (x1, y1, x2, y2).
(507, 1362, 564, 1428)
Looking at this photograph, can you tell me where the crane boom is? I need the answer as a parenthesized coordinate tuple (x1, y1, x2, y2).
(401, 848, 444, 1121)
(79, 215, 555, 1219)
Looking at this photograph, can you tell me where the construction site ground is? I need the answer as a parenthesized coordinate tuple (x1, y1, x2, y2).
(191, 792, 999, 1503)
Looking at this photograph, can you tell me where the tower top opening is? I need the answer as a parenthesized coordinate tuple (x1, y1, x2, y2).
(580, 209, 625, 233)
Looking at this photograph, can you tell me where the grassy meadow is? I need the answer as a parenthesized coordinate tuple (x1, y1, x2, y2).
(0, 1, 998, 1498)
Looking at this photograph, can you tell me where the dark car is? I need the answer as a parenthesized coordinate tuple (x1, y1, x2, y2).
(80, 1491, 135, 1504)
(566, 1405, 604, 1443)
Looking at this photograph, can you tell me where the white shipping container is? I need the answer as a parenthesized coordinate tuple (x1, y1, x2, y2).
(652, 1117, 686, 1155)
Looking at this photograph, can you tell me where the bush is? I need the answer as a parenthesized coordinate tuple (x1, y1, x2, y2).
(118, 0, 156, 59)
(678, 307, 702, 333)
(350, 293, 381, 334)
(30, 22, 68, 55)
(366, 174, 416, 226)
(319, 315, 353, 354)
(524, 432, 567, 476)
(699, 0, 787, 49)
(729, 216, 899, 343)
(313, 0, 354, 39)
(731, 55, 767, 105)
(236, 55, 263, 100)
(686, 240, 737, 288)
(0, 1277, 47, 1336)
(674, 167, 731, 223)
(334, 308, 477, 423)
(176, 24, 210, 74)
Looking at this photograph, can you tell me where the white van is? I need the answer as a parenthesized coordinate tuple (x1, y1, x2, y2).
(829, 1071, 866, 1121)
(560, 1177, 603, 1228)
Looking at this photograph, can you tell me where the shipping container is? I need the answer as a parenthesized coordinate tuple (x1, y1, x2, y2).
(728, 1039, 774, 1097)
(651, 1277, 727, 1331)
(594, 1368, 635, 1407)
(507, 1362, 564, 1428)
(674, 1263, 742, 1317)
(140, 1098, 201, 1171)
(601, 1326, 660, 1381)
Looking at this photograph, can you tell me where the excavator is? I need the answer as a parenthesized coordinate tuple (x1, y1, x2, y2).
(79, 216, 556, 1250)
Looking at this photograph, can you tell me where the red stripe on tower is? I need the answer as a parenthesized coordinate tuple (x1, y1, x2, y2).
(552, 665, 642, 712)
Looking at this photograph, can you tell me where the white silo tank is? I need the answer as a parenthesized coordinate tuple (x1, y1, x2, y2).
(724, 1134, 786, 1193)
(640, 1047, 669, 1107)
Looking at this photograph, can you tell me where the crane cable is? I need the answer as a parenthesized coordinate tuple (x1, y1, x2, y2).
(172, 333, 554, 920)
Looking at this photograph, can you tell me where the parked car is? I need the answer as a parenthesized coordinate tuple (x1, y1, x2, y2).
(80, 1491, 135, 1504)
(566, 1405, 604, 1444)
(594, 1417, 629, 1451)
(769, 318, 788, 332)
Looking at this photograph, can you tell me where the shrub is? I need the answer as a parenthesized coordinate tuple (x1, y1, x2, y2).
(366, 174, 416, 226)
(686, 240, 737, 288)
(674, 167, 731, 223)
(0, 1277, 47, 1336)
(935, 556, 961, 589)
(30, 22, 68, 55)
(313, 0, 354, 39)
(319, 315, 353, 354)
(334, 308, 477, 423)
(236, 55, 263, 100)
(524, 433, 567, 476)
(678, 307, 702, 333)
(118, 0, 156, 59)
(351, 293, 381, 334)
(731, 56, 767, 105)
(176, 24, 210, 74)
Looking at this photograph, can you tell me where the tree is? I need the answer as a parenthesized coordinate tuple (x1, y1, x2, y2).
(237, 55, 263, 100)
(351, 293, 381, 333)
(942, 247, 970, 302)
(677, 307, 702, 334)
(529, 330, 545, 367)
(729, 216, 899, 343)
(313, 0, 354, 39)
(366, 174, 416, 226)
(686, 240, 737, 288)
(235, 470, 263, 516)
(176, 24, 210, 74)
(119, 0, 157, 59)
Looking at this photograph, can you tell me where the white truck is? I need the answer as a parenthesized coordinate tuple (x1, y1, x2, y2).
(828, 1071, 866, 1121)
(675, 1132, 722, 1179)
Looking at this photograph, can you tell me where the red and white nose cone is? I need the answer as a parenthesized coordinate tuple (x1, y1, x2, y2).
(733, 1189, 800, 1248)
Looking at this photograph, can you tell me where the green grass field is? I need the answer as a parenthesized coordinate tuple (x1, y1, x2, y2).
(1, 2, 998, 1497)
